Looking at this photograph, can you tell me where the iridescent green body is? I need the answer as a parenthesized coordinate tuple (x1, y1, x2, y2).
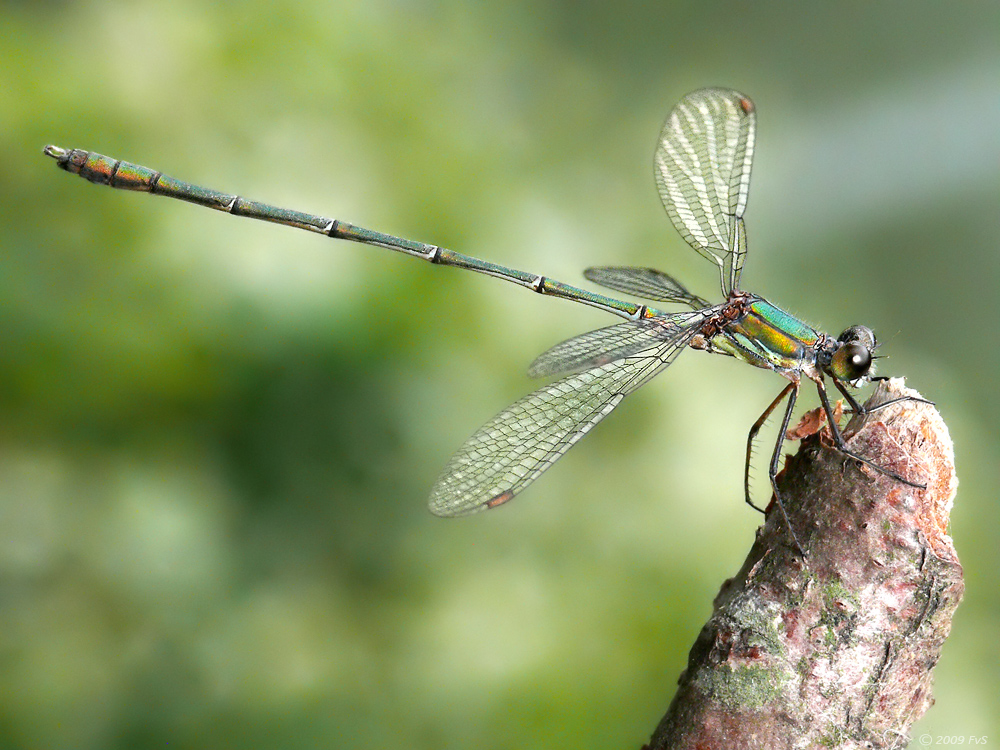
(710, 296, 823, 377)
(47, 146, 834, 386)
(43, 87, 924, 555)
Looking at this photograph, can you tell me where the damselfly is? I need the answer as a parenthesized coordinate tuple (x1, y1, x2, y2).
(44, 88, 924, 551)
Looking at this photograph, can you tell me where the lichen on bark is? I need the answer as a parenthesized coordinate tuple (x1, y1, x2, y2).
(647, 379, 962, 750)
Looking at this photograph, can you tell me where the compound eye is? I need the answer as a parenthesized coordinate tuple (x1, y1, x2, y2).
(837, 325, 876, 350)
(832, 342, 872, 381)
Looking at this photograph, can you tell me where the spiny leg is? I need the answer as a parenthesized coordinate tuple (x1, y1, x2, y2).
(765, 382, 806, 556)
(833, 377, 933, 416)
(745, 381, 797, 514)
(817, 378, 926, 489)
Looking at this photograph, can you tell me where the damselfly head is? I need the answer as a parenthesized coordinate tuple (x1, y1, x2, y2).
(829, 325, 877, 385)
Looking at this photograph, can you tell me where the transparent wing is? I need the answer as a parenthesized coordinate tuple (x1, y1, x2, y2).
(428, 320, 706, 517)
(527, 309, 714, 378)
(730, 216, 747, 293)
(654, 88, 756, 295)
(584, 266, 710, 309)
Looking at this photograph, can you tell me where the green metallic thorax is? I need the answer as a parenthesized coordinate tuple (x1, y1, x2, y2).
(710, 296, 821, 375)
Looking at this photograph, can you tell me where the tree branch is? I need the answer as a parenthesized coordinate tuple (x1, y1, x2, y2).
(646, 378, 962, 750)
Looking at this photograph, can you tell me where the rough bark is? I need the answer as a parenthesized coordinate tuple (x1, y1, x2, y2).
(646, 378, 962, 750)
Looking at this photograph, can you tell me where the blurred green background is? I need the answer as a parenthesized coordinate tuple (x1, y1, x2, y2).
(2, 1, 997, 747)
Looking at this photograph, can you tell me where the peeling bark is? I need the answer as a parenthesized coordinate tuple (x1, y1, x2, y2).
(647, 379, 962, 750)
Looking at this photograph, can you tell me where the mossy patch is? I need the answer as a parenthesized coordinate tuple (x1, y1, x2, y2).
(693, 664, 783, 709)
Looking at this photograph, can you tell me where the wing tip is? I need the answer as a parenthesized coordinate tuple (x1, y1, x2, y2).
(428, 490, 514, 517)
(486, 491, 514, 509)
